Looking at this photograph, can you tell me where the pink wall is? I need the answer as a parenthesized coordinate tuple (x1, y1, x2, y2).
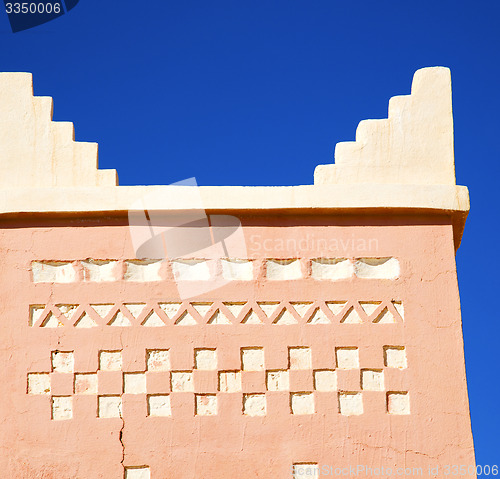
(0, 214, 475, 478)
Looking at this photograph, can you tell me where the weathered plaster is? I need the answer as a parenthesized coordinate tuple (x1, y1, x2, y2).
(0, 67, 476, 478)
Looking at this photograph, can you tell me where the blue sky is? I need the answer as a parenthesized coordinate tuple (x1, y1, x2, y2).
(1, 0, 498, 470)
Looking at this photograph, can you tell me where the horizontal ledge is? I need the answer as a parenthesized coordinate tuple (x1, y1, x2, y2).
(0, 184, 469, 215)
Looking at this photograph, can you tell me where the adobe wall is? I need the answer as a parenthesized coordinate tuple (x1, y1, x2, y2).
(0, 213, 474, 478)
(0, 66, 475, 478)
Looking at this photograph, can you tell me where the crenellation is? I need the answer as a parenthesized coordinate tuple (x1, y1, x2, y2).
(1, 68, 474, 477)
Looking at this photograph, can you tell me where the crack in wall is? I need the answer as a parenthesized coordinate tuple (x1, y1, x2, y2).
(119, 416, 125, 470)
(119, 329, 125, 475)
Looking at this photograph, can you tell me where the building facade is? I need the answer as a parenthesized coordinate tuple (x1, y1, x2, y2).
(0, 68, 475, 478)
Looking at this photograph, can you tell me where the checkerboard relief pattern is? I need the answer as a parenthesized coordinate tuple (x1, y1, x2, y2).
(27, 345, 410, 420)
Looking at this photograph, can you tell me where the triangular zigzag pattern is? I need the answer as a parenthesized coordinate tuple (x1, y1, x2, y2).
(29, 300, 404, 328)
